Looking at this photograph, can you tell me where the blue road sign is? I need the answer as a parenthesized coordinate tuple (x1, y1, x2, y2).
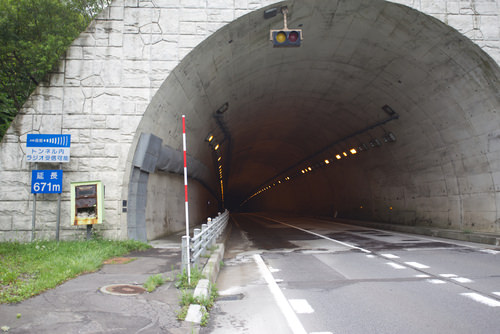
(31, 170, 63, 193)
(27, 134, 71, 147)
(26, 134, 71, 163)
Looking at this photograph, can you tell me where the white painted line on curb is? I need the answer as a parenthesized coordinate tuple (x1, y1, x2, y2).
(386, 262, 406, 269)
(253, 254, 308, 334)
(289, 299, 314, 314)
(461, 293, 500, 307)
(405, 262, 430, 269)
(381, 253, 399, 259)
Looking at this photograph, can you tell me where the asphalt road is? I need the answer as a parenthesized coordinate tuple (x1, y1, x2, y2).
(202, 213, 500, 334)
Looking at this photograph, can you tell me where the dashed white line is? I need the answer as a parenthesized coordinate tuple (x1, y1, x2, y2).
(493, 292, 500, 297)
(427, 279, 446, 284)
(381, 253, 400, 259)
(253, 254, 307, 334)
(288, 299, 314, 314)
(451, 277, 473, 283)
(405, 262, 430, 269)
(386, 262, 406, 269)
(415, 274, 430, 278)
(461, 293, 500, 307)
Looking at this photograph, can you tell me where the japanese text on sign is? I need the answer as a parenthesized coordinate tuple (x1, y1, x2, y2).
(26, 134, 71, 163)
(31, 170, 63, 194)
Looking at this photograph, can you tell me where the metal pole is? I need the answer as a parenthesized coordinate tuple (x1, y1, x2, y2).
(56, 162, 62, 241)
(182, 115, 191, 285)
(31, 162, 37, 242)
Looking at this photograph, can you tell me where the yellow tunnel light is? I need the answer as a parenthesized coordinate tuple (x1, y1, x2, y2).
(342, 152, 347, 157)
(214, 144, 220, 151)
(336, 154, 341, 160)
(307, 167, 312, 171)
(350, 148, 357, 154)
(217, 156, 222, 161)
(205, 134, 214, 142)
(301, 170, 305, 174)
(324, 159, 330, 164)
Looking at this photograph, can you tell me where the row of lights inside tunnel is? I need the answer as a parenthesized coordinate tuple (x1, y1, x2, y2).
(205, 133, 225, 204)
(241, 131, 397, 206)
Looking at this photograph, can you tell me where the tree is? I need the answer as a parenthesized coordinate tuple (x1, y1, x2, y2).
(0, 0, 111, 139)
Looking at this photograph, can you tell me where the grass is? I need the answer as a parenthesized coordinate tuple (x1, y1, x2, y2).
(0, 239, 150, 304)
(143, 274, 166, 292)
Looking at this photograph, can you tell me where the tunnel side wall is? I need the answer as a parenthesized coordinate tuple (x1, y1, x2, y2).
(0, 0, 499, 241)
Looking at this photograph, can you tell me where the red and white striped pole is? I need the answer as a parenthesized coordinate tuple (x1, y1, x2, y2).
(182, 115, 191, 284)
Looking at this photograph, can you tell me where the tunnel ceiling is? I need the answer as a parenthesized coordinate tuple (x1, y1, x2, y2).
(140, 0, 500, 209)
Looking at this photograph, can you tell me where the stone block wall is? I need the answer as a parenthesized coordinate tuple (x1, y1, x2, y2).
(0, 0, 499, 241)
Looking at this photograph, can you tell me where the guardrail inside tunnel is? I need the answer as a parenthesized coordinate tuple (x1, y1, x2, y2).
(182, 210, 230, 270)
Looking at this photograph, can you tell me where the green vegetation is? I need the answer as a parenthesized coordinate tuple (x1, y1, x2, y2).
(0, 0, 112, 139)
(175, 266, 205, 290)
(177, 284, 218, 326)
(0, 239, 150, 303)
(175, 266, 219, 326)
(143, 274, 166, 292)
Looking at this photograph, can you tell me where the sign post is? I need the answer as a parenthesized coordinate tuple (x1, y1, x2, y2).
(182, 115, 191, 285)
(27, 134, 71, 241)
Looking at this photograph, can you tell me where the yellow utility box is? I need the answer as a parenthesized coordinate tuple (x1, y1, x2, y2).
(70, 181, 104, 226)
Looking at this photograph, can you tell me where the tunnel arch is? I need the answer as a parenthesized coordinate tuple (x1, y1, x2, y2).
(125, 0, 500, 240)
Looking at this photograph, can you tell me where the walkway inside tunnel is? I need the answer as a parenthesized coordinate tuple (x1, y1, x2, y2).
(130, 0, 500, 240)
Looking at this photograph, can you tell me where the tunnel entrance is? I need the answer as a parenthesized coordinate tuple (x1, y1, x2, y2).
(128, 0, 500, 241)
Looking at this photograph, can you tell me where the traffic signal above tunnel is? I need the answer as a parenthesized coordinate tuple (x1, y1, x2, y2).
(270, 29, 302, 47)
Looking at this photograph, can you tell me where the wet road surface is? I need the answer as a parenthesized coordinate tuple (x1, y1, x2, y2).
(202, 213, 500, 334)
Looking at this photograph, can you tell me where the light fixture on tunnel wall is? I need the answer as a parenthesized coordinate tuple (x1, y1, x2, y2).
(382, 104, 396, 116)
(205, 133, 214, 142)
(213, 143, 220, 151)
(216, 102, 229, 114)
(350, 148, 357, 155)
(383, 132, 397, 143)
(369, 139, 382, 148)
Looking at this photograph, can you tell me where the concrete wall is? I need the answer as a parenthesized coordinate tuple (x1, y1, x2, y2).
(0, 0, 499, 241)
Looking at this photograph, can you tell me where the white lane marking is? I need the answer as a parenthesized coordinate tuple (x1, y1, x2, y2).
(288, 299, 315, 314)
(269, 267, 280, 273)
(366, 254, 375, 258)
(253, 215, 371, 254)
(310, 332, 333, 334)
(439, 274, 458, 278)
(386, 262, 406, 269)
(451, 277, 473, 283)
(461, 293, 500, 307)
(427, 279, 446, 284)
(415, 274, 430, 278)
(493, 292, 500, 297)
(405, 262, 430, 269)
(479, 249, 500, 255)
(253, 254, 307, 334)
(381, 253, 399, 259)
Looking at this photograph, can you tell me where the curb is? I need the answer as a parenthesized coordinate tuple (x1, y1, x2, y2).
(184, 243, 225, 324)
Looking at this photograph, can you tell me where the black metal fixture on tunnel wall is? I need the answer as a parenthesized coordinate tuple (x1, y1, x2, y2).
(241, 106, 400, 206)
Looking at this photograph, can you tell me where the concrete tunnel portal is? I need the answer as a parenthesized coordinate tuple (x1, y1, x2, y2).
(128, 0, 500, 241)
